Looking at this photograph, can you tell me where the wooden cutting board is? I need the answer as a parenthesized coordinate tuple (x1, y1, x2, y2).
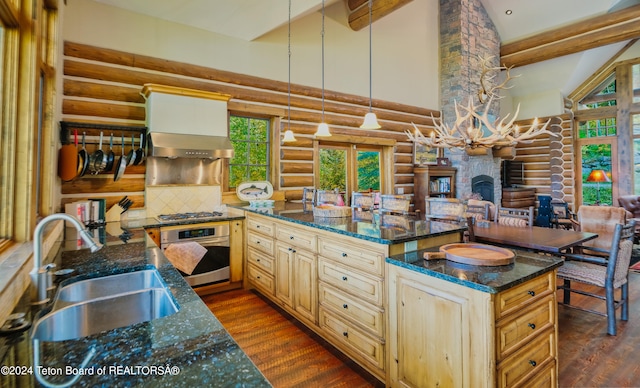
(426, 243, 515, 266)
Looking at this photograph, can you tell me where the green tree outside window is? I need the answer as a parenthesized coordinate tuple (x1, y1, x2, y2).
(229, 116, 269, 189)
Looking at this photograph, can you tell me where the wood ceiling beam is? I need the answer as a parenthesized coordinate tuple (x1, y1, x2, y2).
(347, 0, 413, 31)
(500, 4, 640, 68)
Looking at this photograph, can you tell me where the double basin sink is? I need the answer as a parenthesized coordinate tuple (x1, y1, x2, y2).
(31, 268, 179, 342)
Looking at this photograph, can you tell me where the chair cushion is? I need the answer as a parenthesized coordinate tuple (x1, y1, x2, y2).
(578, 206, 630, 250)
(498, 216, 528, 227)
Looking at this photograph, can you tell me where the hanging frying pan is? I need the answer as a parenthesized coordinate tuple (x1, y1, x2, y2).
(126, 134, 136, 167)
(78, 132, 90, 177)
(133, 133, 145, 165)
(114, 133, 129, 182)
(90, 131, 107, 174)
(105, 133, 115, 172)
(58, 128, 77, 182)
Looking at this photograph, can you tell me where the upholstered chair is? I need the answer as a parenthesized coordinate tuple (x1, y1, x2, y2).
(379, 194, 411, 215)
(495, 205, 534, 227)
(575, 206, 631, 255)
(557, 220, 636, 336)
(351, 192, 375, 210)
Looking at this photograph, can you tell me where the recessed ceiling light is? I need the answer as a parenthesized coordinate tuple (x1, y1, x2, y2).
(505, 9, 513, 15)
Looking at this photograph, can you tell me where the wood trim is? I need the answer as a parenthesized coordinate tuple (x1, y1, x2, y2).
(348, 0, 414, 32)
(500, 4, 640, 68)
(0, 0, 19, 27)
(315, 134, 396, 146)
(141, 83, 231, 101)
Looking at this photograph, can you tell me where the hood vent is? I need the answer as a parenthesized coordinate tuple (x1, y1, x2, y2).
(148, 132, 234, 159)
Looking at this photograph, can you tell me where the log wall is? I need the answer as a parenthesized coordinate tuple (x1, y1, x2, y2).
(60, 41, 440, 207)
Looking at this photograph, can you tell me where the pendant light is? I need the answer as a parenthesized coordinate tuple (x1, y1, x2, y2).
(315, 0, 331, 137)
(360, 0, 381, 129)
(282, 0, 297, 142)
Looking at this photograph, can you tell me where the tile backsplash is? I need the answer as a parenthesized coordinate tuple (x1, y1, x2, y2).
(146, 185, 222, 217)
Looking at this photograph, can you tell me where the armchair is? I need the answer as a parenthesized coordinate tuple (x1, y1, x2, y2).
(618, 195, 640, 242)
(557, 220, 636, 335)
(575, 206, 631, 255)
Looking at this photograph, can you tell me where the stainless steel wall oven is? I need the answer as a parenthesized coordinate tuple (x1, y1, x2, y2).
(159, 221, 230, 288)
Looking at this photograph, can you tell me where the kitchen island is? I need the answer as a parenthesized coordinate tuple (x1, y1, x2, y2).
(0, 221, 270, 388)
(241, 203, 563, 387)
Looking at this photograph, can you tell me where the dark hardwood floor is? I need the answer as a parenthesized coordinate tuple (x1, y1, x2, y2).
(202, 271, 640, 388)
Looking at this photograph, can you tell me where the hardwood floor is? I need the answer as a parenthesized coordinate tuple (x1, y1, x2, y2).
(202, 290, 385, 388)
(203, 271, 640, 388)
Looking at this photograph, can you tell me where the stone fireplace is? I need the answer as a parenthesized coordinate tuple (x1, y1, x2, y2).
(471, 174, 495, 203)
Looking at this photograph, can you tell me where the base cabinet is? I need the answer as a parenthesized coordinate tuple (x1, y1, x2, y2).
(387, 264, 558, 388)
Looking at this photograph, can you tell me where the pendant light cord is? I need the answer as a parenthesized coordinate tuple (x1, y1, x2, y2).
(368, 0, 373, 111)
(321, 0, 326, 121)
(288, 0, 291, 130)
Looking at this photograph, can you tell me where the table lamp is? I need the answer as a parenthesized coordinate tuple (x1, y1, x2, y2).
(586, 169, 611, 205)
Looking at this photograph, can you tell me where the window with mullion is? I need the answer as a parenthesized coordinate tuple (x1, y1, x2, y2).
(229, 115, 270, 189)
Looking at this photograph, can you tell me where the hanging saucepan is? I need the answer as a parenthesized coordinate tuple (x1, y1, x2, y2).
(127, 134, 137, 167)
(133, 133, 145, 165)
(90, 131, 107, 174)
(114, 133, 129, 182)
(78, 132, 90, 177)
(105, 133, 115, 172)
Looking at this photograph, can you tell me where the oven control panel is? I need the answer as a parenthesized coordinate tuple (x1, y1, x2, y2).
(178, 227, 216, 240)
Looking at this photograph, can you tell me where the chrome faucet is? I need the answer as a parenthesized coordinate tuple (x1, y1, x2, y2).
(31, 213, 103, 304)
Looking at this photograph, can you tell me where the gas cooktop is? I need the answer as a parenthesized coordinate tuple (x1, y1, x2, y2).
(156, 211, 225, 223)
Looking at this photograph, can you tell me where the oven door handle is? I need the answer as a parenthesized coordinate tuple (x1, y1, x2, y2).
(165, 236, 229, 247)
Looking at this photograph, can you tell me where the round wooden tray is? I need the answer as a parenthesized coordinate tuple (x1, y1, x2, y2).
(439, 243, 515, 266)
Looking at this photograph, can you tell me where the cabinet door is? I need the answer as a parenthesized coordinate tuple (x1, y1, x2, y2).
(293, 249, 317, 324)
(230, 220, 243, 282)
(387, 264, 493, 388)
(275, 242, 294, 308)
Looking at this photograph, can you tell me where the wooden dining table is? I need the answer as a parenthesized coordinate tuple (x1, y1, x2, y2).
(472, 222, 598, 254)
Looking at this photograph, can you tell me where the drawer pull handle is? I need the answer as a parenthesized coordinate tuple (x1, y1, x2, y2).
(529, 360, 537, 367)
(288, 247, 293, 251)
(256, 241, 261, 244)
(342, 331, 348, 337)
(290, 236, 294, 240)
(257, 225, 260, 228)
(342, 252, 347, 257)
(256, 276, 261, 279)
(528, 323, 536, 330)
(342, 276, 348, 281)
(256, 259, 261, 262)
(527, 290, 535, 297)
(343, 304, 348, 309)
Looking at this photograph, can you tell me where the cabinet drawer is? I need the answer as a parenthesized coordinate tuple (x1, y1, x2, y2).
(319, 283, 385, 337)
(497, 328, 556, 388)
(319, 307, 385, 373)
(275, 224, 317, 252)
(247, 216, 275, 237)
(522, 360, 557, 388)
(496, 272, 554, 319)
(318, 237, 385, 276)
(247, 264, 275, 295)
(318, 258, 383, 306)
(496, 295, 555, 361)
(247, 231, 275, 256)
(247, 247, 275, 275)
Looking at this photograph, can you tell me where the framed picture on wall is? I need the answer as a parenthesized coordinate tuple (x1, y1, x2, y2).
(413, 143, 441, 166)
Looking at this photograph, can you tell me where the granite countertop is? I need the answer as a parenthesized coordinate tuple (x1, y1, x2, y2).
(386, 246, 564, 294)
(0, 223, 270, 387)
(236, 202, 466, 245)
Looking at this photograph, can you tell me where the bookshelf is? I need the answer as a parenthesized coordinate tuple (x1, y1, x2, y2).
(413, 166, 457, 214)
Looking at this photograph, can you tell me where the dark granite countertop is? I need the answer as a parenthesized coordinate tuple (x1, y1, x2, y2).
(386, 246, 564, 294)
(235, 202, 466, 245)
(0, 222, 270, 387)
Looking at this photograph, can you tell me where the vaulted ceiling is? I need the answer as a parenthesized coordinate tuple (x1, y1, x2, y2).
(92, 0, 640, 101)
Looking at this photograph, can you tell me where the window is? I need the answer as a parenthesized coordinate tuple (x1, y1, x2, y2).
(317, 142, 383, 199)
(228, 115, 270, 189)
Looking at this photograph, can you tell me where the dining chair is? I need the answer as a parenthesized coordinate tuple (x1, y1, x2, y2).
(302, 187, 316, 205)
(351, 192, 375, 210)
(424, 197, 466, 222)
(574, 205, 631, 256)
(379, 194, 411, 215)
(495, 205, 534, 227)
(549, 201, 576, 230)
(557, 220, 636, 336)
(465, 202, 490, 222)
(316, 190, 345, 206)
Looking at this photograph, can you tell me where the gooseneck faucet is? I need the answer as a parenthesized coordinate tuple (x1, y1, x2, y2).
(31, 213, 103, 304)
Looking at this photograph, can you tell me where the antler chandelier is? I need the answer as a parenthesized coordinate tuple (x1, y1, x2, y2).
(407, 56, 558, 155)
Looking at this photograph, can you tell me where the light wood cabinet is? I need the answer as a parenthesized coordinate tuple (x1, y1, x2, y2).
(274, 240, 317, 325)
(387, 264, 558, 388)
(413, 166, 457, 214)
(230, 220, 244, 283)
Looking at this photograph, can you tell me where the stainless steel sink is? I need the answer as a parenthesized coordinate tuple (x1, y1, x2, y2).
(32, 288, 178, 342)
(56, 269, 166, 303)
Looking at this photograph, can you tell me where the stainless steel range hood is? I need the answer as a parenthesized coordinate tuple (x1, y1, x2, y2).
(148, 132, 234, 159)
